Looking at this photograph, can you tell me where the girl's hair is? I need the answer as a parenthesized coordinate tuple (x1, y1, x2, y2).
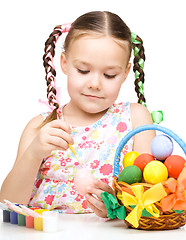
(42, 11, 146, 126)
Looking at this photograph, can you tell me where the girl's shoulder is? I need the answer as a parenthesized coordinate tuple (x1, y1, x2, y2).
(130, 103, 153, 128)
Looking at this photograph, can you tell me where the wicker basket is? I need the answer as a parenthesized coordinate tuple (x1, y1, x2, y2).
(113, 124, 186, 230)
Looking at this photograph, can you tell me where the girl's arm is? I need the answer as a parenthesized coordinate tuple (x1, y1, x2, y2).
(130, 103, 156, 153)
(0, 115, 73, 204)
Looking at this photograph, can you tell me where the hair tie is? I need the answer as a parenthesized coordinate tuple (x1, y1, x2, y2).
(55, 23, 72, 34)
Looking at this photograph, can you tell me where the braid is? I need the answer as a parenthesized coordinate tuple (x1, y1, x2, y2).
(131, 33, 146, 107)
(43, 25, 63, 116)
(41, 24, 71, 126)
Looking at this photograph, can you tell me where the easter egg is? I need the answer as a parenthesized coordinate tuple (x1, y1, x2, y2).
(151, 134, 173, 160)
(74, 168, 96, 195)
(164, 155, 186, 179)
(123, 151, 140, 167)
(143, 161, 168, 184)
(133, 153, 154, 171)
(118, 165, 142, 185)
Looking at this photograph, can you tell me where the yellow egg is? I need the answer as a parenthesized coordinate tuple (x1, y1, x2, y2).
(123, 151, 140, 168)
(143, 161, 168, 184)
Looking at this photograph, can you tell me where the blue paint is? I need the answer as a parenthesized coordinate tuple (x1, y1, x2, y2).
(10, 211, 18, 224)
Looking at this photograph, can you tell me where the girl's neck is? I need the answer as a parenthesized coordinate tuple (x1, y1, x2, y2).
(62, 102, 109, 127)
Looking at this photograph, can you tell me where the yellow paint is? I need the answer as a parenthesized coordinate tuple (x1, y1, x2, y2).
(34, 209, 48, 231)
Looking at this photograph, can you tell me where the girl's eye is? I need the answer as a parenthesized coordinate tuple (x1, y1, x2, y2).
(104, 74, 116, 79)
(77, 69, 90, 74)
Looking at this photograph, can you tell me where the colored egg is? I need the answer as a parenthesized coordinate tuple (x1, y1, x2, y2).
(143, 161, 168, 184)
(74, 168, 96, 195)
(133, 153, 154, 171)
(164, 155, 186, 179)
(118, 165, 142, 185)
(151, 134, 173, 160)
(123, 151, 140, 168)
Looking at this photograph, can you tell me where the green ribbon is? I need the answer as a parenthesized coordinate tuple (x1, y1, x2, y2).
(151, 111, 164, 124)
(138, 58, 144, 70)
(174, 210, 183, 214)
(135, 70, 140, 79)
(131, 32, 141, 44)
(132, 32, 164, 124)
(130, 205, 152, 217)
(101, 192, 126, 220)
(134, 46, 140, 56)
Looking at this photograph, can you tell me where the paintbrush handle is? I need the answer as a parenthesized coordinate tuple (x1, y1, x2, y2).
(68, 144, 82, 165)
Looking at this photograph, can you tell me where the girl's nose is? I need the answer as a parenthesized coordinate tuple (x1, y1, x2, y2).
(88, 73, 101, 90)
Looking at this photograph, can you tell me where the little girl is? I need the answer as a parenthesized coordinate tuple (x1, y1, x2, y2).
(0, 11, 155, 218)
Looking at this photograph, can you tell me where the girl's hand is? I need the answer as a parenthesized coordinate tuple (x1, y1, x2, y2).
(85, 180, 114, 218)
(29, 119, 74, 161)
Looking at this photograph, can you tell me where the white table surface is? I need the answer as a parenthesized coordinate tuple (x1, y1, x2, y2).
(0, 211, 186, 240)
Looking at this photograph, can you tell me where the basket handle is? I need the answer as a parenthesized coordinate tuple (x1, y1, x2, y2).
(113, 124, 186, 178)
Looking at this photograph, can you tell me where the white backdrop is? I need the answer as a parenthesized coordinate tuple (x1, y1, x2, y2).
(0, 0, 186, 188)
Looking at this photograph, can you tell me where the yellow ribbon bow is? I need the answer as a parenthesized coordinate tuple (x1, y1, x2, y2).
(118, 183, 167, 228)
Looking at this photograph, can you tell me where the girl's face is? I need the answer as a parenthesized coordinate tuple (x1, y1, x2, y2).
(61, 35, 131, 116)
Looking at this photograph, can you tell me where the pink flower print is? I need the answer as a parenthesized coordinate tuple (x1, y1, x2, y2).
(85, 127, 89, 132)
(119, 165, 123, 173)
(44, 195, 55, 205)
(113, 108, 119, 113)
(102, 124, 107, 128)
(90, 160, 100, 169)
(59, 159, 66, 167)
(100, 164, 113, 176)
(35, 179, 42, 188)
(74, 162, 80, 166)
(70, 190, 76, 195)
(100, 178, 109, 184)
(58, 151, 64, 157)
(42, 169, 49, 176)
(82, 200, 88, 209)
(53, 180, 59, 184)
(124, 145, 129, 150)
(66, 158, 71, 163)
(82, 136, 86, 140)
(75, 194, 84, 202)
(44, 161, 51, 168)
(62, 194, 67, 197)
(116, 122, 127, 132)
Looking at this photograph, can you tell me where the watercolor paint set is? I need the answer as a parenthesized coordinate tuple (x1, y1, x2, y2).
(0, 200, 59, 232)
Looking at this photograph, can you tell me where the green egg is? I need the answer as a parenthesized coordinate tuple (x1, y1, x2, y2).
(118, 165, 142, 184)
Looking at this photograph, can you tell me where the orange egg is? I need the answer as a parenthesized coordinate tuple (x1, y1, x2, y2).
(133, 153, 154, 171)
(164, 155, 186, 179)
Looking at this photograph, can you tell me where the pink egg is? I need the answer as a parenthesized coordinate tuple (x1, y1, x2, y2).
(74, 168, 96, 195)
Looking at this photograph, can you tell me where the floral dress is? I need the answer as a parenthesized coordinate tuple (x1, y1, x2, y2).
(29, 102, 133, 213)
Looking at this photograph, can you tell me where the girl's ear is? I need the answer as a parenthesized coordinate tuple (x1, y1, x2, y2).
(60, 52, 67, 75)
(123, 63, 131, 83)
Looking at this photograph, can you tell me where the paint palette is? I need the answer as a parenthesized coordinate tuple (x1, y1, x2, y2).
(0, 200, 59, 232)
